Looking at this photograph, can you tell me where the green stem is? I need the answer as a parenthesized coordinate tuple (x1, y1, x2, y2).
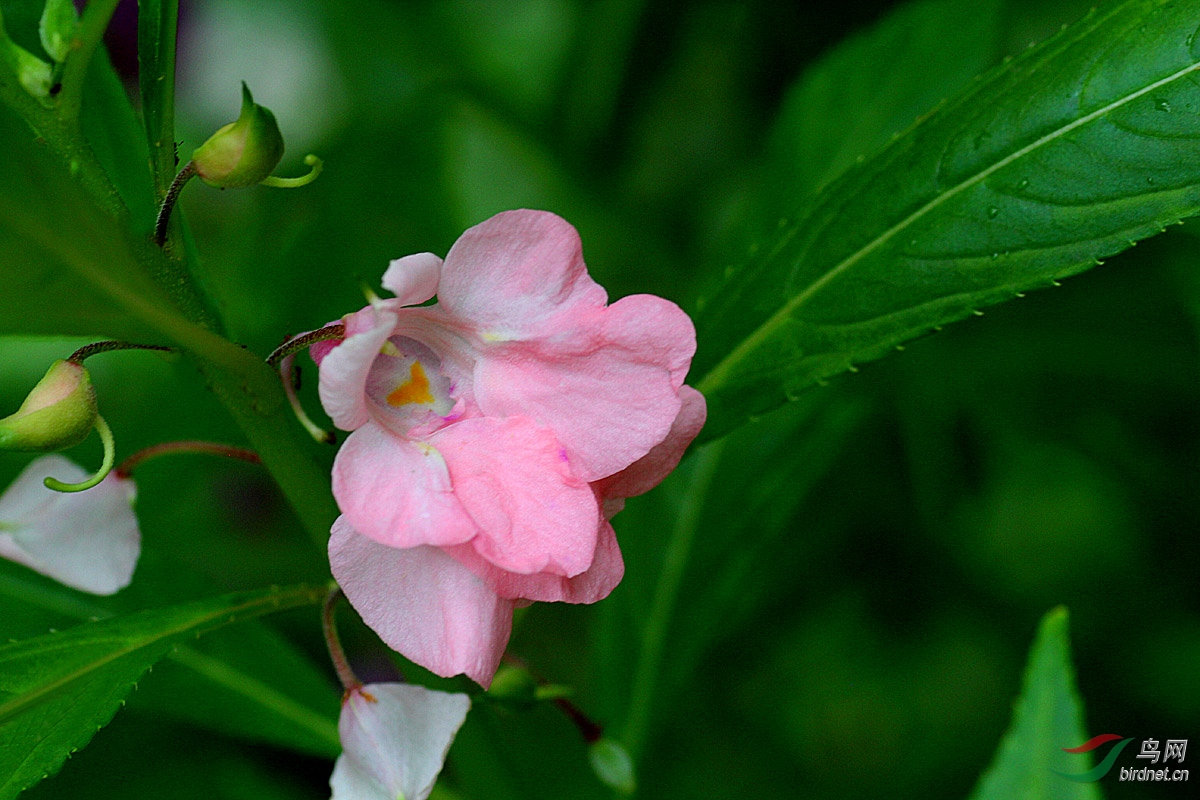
(56, 0, 121, 124)
(0, 0, 129, 220)
(620, 441, 724, 759)
(137, 0, 180, 199)
(204, 360, 340, 550)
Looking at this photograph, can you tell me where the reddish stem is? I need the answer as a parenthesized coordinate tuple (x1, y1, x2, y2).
(322, 587, 363, 695)
(115, 441, 260, 479)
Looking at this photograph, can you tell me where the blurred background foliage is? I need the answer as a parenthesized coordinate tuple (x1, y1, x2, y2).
(1, 0, 1196, 797)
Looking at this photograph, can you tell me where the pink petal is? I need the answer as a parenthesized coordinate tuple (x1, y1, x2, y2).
(446, 513, 624, 603)
(429, 416, 600, 576)
(309, 334, 340, 366)
(597, 385, 707, 501)
(332, 682, 470, 800)
(332, 425, 477, 549)
(437, 210, 608, 339)
(474, 294, 697, 480)
(0, 455, 139, 595)
(330, 518, 513, 687)
(381, 253, 443, 306)
(318, 306, 398, 431)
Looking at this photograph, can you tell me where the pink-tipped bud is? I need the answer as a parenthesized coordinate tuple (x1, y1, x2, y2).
(191, 83, 285, 188)
(0, 360, 96, 452)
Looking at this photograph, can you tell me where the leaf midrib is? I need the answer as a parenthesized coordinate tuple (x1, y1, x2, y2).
(698, 17, 1200, 396)
(0, 587, 319, 724)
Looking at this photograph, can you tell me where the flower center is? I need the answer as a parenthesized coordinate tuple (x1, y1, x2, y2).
(386, 361, 434, 407)
(366, 337, 454, 431)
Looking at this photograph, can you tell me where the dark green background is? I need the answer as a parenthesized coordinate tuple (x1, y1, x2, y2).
(0, 0, 1194, 797)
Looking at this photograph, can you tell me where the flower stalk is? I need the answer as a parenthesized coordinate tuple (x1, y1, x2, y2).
(267, 325, 345, 368)
(114, 440, 260, 480)
(280, 354, 337, 444)
(67, 340, 176, 364)
(323, 586, 363, 695)
(153, 160, 197, 246)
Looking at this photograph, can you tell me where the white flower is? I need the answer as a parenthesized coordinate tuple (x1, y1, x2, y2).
(0, 455, 139, 594)
(331, 683, 470, 800)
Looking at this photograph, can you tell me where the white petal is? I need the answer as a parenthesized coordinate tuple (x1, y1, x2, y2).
(0, 455, 140, 595)
(332, 683, 471, 800)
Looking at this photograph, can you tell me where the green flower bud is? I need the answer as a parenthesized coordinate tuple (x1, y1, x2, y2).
(486, 664, 539, 708)
(1, 7, 53, 99)
(191, 83, 285, 188)
(39, 0, 79, 64)
(589, 738, 636, 795)
(0, 360, 97, 452)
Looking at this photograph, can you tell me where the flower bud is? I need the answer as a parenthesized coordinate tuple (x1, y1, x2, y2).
(191, 83, 284, 188)
(40, 0, 79, 64)
(1, 6, 53, 99)
(486, 663, 539, 708)
(589, 738, 636, 794)
(0, 360, 97, 452)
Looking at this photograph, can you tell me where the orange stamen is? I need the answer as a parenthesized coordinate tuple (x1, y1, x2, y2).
(387, 361, 434, 406)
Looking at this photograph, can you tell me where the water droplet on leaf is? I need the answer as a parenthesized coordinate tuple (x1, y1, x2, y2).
(987, 207, 999, 219)
(1154, 97, 1172, 112)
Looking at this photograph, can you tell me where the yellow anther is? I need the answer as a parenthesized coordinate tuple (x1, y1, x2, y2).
(386, 362, 434, 407)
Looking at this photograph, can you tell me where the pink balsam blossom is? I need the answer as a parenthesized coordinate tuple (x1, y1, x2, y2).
(330, 682, 470, 800)
(315, 209, 705, 686)
(0, 455, 140, 595)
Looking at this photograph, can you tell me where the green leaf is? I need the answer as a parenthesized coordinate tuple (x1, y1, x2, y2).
(0, 583, 327, 799)
(80, 47, 158, 232)
(24, 715, 327, 800)
(695, 0, 1200, 441)
(0, 567, 340, 759)
(764, 0, 1004, 202)
(967, 607, 1100, 800)
(606, 395, 866, 759)
(129, 624, 341, 758)
(0, 105, 179, 341)
(38, 0, 78, 63)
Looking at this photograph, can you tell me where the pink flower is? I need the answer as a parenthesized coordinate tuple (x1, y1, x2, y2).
(0, 455, 140, 595)
(316, 210, 705, 686)
(331, 682, 470, 800)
